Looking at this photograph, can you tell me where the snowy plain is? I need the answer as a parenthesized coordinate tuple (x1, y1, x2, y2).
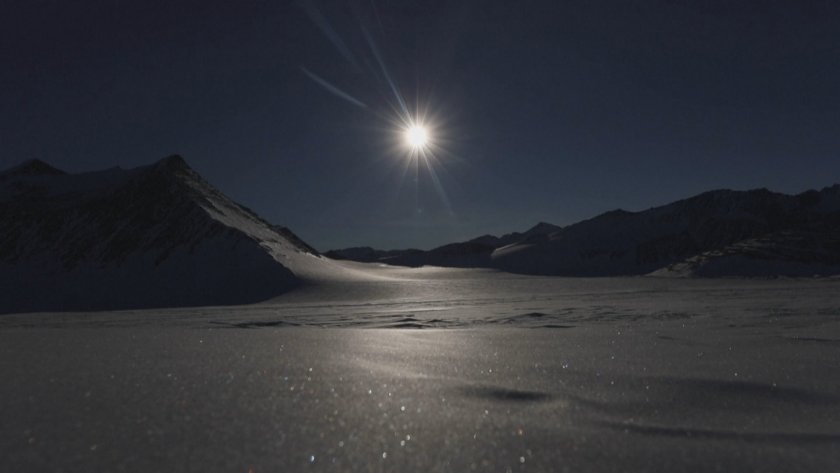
(2, 261, 840, 472)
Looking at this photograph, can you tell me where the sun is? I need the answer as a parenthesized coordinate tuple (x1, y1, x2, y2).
(405, 124, 429, 149)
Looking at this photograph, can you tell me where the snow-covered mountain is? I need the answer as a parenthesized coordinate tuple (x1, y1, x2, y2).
(493, 186, 840, 276)
(328, 186, 840, 277)
(0, 156, 347, 313)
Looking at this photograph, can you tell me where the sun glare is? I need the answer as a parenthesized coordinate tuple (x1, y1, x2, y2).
(405, 124, 429, 149)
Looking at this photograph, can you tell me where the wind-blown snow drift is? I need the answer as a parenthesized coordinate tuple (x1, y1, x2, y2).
(0, 156, 349, 313)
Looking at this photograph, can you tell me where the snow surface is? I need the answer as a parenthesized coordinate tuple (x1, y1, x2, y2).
(2, 264, 839, 472)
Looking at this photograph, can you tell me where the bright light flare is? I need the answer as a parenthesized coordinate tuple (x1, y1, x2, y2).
(405, 124, 429, 149)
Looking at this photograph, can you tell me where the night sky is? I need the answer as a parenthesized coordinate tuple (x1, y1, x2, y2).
(3, 0, 840, 250)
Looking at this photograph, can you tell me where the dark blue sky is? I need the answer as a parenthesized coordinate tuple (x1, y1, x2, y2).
(3, 0, 839, 250)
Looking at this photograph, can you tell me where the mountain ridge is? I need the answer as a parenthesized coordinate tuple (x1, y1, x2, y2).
(4, 155, 839, 315)
(328, 184, 840, 277)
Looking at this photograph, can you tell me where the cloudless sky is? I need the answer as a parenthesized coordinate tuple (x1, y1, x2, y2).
(2, 0, 839, 250)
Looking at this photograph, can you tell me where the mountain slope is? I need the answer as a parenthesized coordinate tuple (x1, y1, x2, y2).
(651, 218, 840, 277)
(491, 187, 840, 276)
(0, 156, 337, 313)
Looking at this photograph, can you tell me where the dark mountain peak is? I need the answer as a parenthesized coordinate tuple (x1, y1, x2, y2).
(691, 188, 739, 199)
(810, 184, 840, 212)
(592, 209, 635, 221)
(526, 221, 561, 234)
(467, 234, 502, 245)
(820, 183, 840, 193)
(685, 188, 735, 202)
(1, 159, 67, 178)
(669, 187, 784, 214)
(142, 155, 206, 195)
(152, 154, 191, 173)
